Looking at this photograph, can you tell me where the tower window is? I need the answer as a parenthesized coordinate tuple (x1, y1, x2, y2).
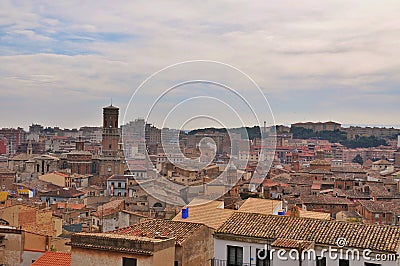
(109, 144, 112, 149)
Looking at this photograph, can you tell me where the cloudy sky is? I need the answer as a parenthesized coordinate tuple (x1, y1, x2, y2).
(0, 1, 399, 130)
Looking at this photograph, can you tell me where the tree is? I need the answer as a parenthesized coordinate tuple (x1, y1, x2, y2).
(352, 154, 363, 165)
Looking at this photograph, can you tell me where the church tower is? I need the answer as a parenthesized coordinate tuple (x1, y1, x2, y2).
(94, 103, 125, 184)
(102, 104, 120, 157)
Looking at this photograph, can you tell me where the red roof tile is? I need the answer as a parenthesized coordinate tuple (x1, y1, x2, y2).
(215, 212, 400, 253)
(31, 252, 71, 266)
(113, 219, 205, 246)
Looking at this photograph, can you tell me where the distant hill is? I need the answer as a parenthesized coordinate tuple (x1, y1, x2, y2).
(188, 126, 262, 140)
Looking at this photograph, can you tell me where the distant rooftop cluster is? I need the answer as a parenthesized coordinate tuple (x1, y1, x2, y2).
(1, 106, 400, 265)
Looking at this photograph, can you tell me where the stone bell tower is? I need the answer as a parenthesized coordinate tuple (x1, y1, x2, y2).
(102, 104, 120, 157)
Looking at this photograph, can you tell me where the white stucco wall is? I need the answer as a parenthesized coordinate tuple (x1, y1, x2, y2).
(214, 238, 400, 266)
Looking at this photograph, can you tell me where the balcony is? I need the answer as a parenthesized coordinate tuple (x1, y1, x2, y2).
(210, 259, 252, 266)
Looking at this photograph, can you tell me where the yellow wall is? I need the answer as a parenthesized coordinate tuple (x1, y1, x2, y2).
(52, 216, 63, 237)
(71, 248, 155, 266)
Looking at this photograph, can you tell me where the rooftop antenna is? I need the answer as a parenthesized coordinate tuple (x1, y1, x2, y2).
(110, 98, 113, 106)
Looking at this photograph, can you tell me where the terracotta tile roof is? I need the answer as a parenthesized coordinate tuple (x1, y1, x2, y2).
(310, 159, 330, 166)
(309, 169, 333, 175)
(56, 202, 85, 210)
(331, 167, 366, 174)
(173, 200, 234, 229)
(366, 183, 394, 199)
(215, 212, 400, 253)
(284, 196, 303, 206)
(300, 195, 352, 205)
(121, 210, 148, 218)
(237, 198, 282, 215)
(288, 175, 313, 186)
(31, 251, 71, 266)
(336, 189, 372, 200)
(311, 183, 321, 190)
(10, 153, 36, 161)
(94, 199, 124, 218)
(17, 179, 61, 193)
(283, 185, 311, 196)
(40, 187, 85, 198)
(262, 179, 278, 187)
(0, 168, 16, 174)
(373, 159, 392, 165)
(112, 219, 205, 246)
(271, 174, 291, 184)
(359, 200, 400, 214)
(272, 238, 314, 250)
(107, 174, 130, 181)
(70, 233, 172, 255)
(54, 172, 69, 177)
(285, 209, 331, 220)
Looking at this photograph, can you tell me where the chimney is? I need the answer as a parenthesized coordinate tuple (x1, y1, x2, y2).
(291, 206, 300, 218)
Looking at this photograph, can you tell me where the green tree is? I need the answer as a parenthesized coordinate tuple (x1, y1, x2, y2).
(352, 154, 363, 165)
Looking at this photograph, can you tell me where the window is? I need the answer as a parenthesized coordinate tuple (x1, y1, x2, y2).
(118, 182, 121, 188)
(316, 256, 326, 266)
(227, 245, 243, 266)
(256, 248, 270, 266)
(174, 261, 179, 266)
(375, 213, 380, 219)
(339, 259, 349, 266)
(122, 257, 137, 266)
